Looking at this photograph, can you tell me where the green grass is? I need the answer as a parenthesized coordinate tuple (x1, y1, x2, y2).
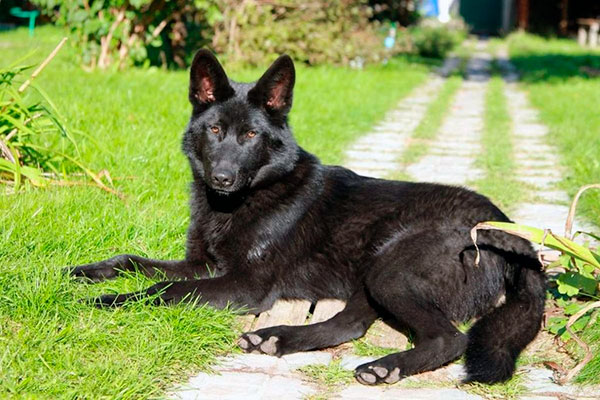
(472, 75, 523, 210)
(299, 360, 354, 398)
(506, 32, 600, 384)
(507, 32, 600, 225)
(0, 26, 430, 398)
(399, 75, 462, 168)
(352, 337, 403, 357)
(463, 373, 526, 400)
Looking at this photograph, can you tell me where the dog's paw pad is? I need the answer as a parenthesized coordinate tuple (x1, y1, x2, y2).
(237, 337, 250, 350)
(247, 333, 263, 346)
(356, 371, 377, 385)
(355, 364, 402, 385)
(259, 336, 279, 355)
(384, 368, 401, 384)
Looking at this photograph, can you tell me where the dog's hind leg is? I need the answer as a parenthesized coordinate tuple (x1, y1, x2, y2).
(353, 294, 467, 385)
(354, 232, 471, 385)
(66, 255, 208, 282)
(238, 288, 378, 356)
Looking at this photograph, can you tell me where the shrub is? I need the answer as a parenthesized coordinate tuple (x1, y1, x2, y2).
(211, 0, 386, 67)
(31, 0, 221, 69)
(32, 0, 388, 69)
(409, 18, 467, 59)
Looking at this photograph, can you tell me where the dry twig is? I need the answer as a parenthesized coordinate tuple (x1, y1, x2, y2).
(18, 37, 68, 93)
(558, 301, 600, 384)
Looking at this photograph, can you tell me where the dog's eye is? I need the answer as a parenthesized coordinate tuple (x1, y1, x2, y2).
(210, 126, 220, 134)
(246, 130, 256, 139)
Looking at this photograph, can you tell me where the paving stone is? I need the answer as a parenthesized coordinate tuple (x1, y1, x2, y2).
(281, 351, 332, 370)
(340, 355, 376, 370)
(523, 367, 577, 395)
(407, 154, 484, 185)
(336, 385, 483, 400)
(217, 353, 291, 374)
(172, 371, 316, 400)
(344, 150, 400, 162)
(516, 175, 561, 189)
(511, 203, 594, 238)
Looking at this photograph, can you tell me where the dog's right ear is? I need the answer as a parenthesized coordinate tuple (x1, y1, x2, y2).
(189, 50, 234, 112)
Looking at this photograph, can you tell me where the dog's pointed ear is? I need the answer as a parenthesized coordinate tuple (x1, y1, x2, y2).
(248, 55, 295, 117)
(189, 49, 234, 112)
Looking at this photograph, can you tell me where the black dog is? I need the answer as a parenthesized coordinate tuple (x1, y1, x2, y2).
(69, 50, 545, 385)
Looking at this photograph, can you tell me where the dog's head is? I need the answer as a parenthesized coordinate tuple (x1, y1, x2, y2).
(182, 50, 299, 195)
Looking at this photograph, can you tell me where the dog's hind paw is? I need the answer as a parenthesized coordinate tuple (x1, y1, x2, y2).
(238, 331, 281, 356)
(355, 363, 402, 385)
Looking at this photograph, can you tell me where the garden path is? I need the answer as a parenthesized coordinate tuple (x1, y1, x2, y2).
(171, 42, 599, 400)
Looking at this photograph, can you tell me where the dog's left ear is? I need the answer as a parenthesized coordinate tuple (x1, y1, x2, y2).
(189, 49, 234, 112)
(248, 55, 295, 118)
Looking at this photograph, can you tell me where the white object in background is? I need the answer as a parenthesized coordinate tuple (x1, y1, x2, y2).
(438, 0, 453, 23)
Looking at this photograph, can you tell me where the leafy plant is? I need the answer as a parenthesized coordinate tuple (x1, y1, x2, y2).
(471, 184, 600, 383)
(32, 0, 221, 69)
(409, 19, 467, 59)
(211, 0, 386, 67)
(0, 39, 115, 195)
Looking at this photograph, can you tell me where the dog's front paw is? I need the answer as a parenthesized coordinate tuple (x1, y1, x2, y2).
(64, 263, 116, 282)
(238, 330, 282, 356)
(87, 293, 127, 308)
(355, 361, 402, 385)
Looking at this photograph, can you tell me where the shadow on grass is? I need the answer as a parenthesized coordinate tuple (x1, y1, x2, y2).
(510, 54, 600, 83)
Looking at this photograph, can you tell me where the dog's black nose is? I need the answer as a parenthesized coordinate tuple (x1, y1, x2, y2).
(212, 170, 234, 187)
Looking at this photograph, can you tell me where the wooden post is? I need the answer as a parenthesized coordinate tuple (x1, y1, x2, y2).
(517, 0, 529, 30)
(559, 0, 569, 36)
(578, 26, 588, 46)
(590, 22, 600, 48)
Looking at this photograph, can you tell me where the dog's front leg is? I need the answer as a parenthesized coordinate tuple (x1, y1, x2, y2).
(92, 274, 271, 312)
(67, 255, 212, 282)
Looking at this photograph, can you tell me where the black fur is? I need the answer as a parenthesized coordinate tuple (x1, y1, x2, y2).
(67, 50, 546, 385)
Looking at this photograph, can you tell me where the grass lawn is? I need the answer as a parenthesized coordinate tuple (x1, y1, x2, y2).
(0, 26, 430, 398)
(507, 32, 600, 384)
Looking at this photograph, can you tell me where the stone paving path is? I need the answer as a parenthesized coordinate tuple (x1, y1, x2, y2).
(344, 76, 445, 178)
(172, 41, 599, 400)
(406, 43, 489, 184)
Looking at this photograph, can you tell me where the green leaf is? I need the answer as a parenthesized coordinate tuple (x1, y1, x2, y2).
(473, 221, 600, 270)
(558, 272, 597, 296)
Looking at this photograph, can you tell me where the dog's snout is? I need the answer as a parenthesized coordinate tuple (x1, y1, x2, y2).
(212, 169, 235, 188)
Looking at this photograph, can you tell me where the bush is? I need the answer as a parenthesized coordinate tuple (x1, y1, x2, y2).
(31, 0, 221, 69)
(211, 0, 386, 67)
(409, 18, 466, 59)
(32, 0, 387, 69)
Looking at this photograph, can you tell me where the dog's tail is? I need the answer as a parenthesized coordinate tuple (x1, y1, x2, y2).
(464, 233, 546, 383)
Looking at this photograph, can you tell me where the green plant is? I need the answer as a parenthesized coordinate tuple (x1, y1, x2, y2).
(409, 19, 466, 59)
(32, 0, 390, 69)
(212, 0, 386, 68)
(0, 39, 114, 194)
(300, 360, 354, 397)
(32, 0, 221, 69)
(471, 184, 600, 383)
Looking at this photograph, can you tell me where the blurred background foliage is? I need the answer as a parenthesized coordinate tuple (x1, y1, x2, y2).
(25, 0, 467, 69)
